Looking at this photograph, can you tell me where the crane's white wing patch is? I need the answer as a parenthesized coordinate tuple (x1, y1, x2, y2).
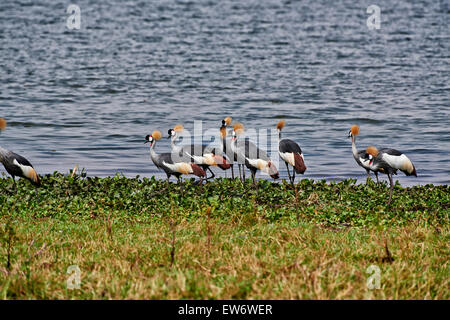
(382, 153, 407, 170)
(162, 161, 192, 175)
(13, 159, 33, 177)
(382, 153, 414, 173)
(279, 152, 295, 167)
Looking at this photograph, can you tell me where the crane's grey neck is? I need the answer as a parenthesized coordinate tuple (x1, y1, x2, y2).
(230, 136, 239, 153)
(351, 136, 358, 158)
(149, 142, 159, 164)
(0, 146, 10, 162)
(171, 133, 182, 152)
(222, 135, 229, 153)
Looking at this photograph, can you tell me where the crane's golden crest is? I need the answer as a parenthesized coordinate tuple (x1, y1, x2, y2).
(224, 117, 232, 126)
(220, 126, 227, 138)
(174, 124, 184, 132)
(152, 130, 162, 140)
(366, 146, 379, 157)
(351, 125, 360, 136)
(276, 120, 285, 130)
(233, 122, 244, 135)
(0, 118, 6, 131)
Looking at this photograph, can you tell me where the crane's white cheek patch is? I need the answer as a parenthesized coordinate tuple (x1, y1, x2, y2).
(279, 152, 295, 167)
(360, 158, 376, 170)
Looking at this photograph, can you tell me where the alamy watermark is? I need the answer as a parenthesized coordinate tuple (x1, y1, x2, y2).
(366, 265, 381, 289)
(66, 4, 81, 30)
(366, 5, 381, 30)
(67, 265, 81, 289)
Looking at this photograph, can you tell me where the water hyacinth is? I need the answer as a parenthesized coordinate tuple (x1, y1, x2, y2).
(0, 173, 448, 299)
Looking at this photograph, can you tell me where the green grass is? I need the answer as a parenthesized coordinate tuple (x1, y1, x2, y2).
(0, 172, 448, 299)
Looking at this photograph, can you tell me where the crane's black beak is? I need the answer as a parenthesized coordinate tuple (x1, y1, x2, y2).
(144, 141, 148, 144)
(167, 135, 171, 139)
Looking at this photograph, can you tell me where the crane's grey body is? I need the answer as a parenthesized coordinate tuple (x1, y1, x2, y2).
(278, 134, 307, 185)
(363, 148, 416, 176)
(0, 146, 40, 191)
(279, 139, 302, 154)
(231, 136, 278, 184)
(361, 147, 417, 205)
(149, 150, 182, 180)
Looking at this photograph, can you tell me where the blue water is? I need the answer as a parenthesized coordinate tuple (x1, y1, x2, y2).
(0, 0, 449, 186)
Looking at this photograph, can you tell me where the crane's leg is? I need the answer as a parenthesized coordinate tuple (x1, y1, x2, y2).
(375, 171, 379, 184)
(242, 165, 246, 182)
(365, 169, 370, 184)
(194, 172, 205, 185)
(251, 170, 256, 188)
(12, 176, 17, 194)
(292, 171, 296, 185)
(206, 167, 215, 181)
(177, 176, 184, 195)
(387, 173, 393, 206)
(285, 162, 292, 185)
(166, 174, 171, 191)
(231, 164, 234, 179)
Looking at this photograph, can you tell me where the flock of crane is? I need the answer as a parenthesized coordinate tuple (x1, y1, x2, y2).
(0, 116, 416, 205)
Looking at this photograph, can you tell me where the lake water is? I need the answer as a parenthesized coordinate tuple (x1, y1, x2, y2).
(0, 0, 449, 186)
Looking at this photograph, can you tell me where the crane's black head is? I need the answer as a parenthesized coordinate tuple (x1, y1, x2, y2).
(167, 128, 174, 139)
(222, 117, 232, 127)
(144, 134, 154, 146)
(362, 153, 374, 165)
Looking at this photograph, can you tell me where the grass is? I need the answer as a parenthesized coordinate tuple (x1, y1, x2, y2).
(0, 172, 448, 299)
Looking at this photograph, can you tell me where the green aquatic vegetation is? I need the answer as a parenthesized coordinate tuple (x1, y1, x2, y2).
(0, 172, 448, 299)
(0, 172, 448, 226)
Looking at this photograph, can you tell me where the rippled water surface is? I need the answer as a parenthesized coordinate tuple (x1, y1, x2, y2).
(1, 0, 449, 186)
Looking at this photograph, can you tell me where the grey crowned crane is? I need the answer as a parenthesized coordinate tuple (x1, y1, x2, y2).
(0, 118, 41, 194)
(348, 125, 379, 183)
(220, 116, 241, 180)
(276, 120, 306, 185)
(362, 146, 417, 205)
(145, 130, 206, 188)
(168, 124, 230, 181)
(230, 123, 279, 186)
